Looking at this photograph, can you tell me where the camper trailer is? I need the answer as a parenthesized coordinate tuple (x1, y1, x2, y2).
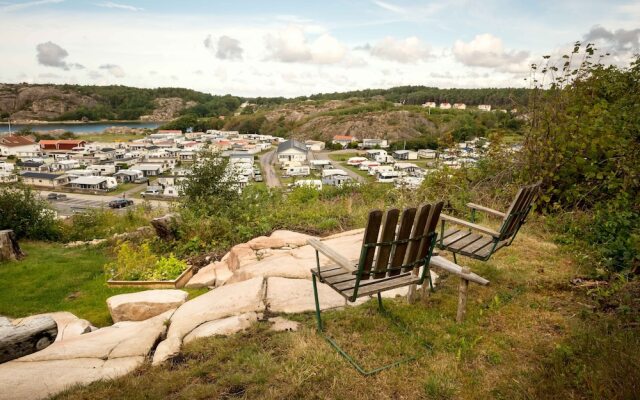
(285, 166, 311, 177)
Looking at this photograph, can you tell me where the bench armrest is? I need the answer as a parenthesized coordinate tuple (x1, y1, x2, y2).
(307, 238, 357, 272)
(466, 203, 505, 218)
(440, 214, 501, 238)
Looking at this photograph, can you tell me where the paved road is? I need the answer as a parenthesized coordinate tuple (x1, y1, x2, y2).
(309, 151, 367, 183)
(259, 150, 281, 188)
(38, 190, 169, 216)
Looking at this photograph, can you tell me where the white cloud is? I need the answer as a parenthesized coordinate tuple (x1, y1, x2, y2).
(0, 0, 62, 13)
(35, 41, 85, 70)
(97, 2, 142, 11)
(204, 34, 243, 60)
(99, 63, 125, 77)
(370, 36, 431, 63)
(265, 25, 346, 64)
(453, 33, 529, 71)
(584, 25, 640, 52)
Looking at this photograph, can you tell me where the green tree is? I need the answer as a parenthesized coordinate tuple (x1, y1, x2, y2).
(180, 151, 241, 212)
(0, 186, 60, 240)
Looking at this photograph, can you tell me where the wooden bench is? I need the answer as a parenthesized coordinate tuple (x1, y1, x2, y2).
(308, 202, 443, 374)
(439, 183, 541, 263)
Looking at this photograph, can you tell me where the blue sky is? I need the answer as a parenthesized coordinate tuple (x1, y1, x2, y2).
(1, 0, 639, 96)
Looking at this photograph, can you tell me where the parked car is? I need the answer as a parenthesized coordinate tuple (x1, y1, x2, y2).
(47, 193, 67, 200)
(108, 198, 134, 209)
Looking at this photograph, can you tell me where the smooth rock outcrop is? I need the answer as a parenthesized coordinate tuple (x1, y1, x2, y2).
(0, 312, 170, 400)
(183, 313, 258, 344)
(235, 254, 311, 280)
(266, 277, 347, 313)
(152, 277, 265, 365)
(247, 236, 285, 250)
(269, 230, 317, 247)
(107, 289, 188, 322)
(225, 243, 258, 271)
(185, 262, 219, 288)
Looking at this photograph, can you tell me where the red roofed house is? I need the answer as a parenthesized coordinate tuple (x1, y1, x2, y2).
(39, 139, 87, 151)
(0, 135, 41, 157)
(332, 135, 357, 148)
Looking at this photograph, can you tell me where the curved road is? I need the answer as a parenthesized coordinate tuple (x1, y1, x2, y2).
(259, 149, 281, 187)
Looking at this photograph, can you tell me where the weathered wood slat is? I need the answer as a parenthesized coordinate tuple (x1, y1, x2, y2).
(308, 239, 357, 272)
(461, 236, 494, 255)
(373, 209, 400, 279)
(388, 207, 416, 277)
(429, 256, 490, 285)
(466, 203, 505, 218)
(442, 230, 472, 247)
(360, 210, 383, 280)
(342, 275, 419, 298)
(442, 228, 461, 239)
(474, 240, 507, 258)
(417, 202, 443, 262)
(446, 233, 483, 252)
(440, 214, 500, 238)
(404, 204, 431, 272)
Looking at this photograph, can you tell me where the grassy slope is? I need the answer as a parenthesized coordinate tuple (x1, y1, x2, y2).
(53, 225, 640, 399)
(0, 242, 204, 326)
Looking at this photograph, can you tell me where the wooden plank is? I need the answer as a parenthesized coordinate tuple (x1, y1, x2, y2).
(342, 274, 419, 298)
(456, 267, 471, 323)
(416, 201, 444, 264)
(466, 203, 506, 218)
(333, 272, 411, 292)
(460, 235, 494, 255)
(403, 203, 431, 272)
(388, 207, 417, 277)
(442, 229, 472, 247)
(442, 228, 461, 240)
(373, 209, 400, 279)
(474, 240, 507, 258)
(429, 256, 490, 285)
(308, 239, 357, 272)
(360, 210, 383, 280)
(446, 233, 483, 252)
(311, 267, 353, 281)
(440, 214, 500, 237)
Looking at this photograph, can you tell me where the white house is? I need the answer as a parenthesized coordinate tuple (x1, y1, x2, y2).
(360, 138, 389, 149)
(418, 149, 437, 159)
(114, 169, 145, 183)
(277, 140, 308, 163)
(478, 104, 492, 112)
(332, 135, 356, 148)
(422, 102, 437, 108)
(305, 140, 325, 152)
(135, 163, 165, 177)
(69, 176, 117, 191)
(453, 103, 466, 110)
(393, 150, 418, 160)
(439, 102, 451, 110)
(0, 135, 41, 157)
(20, 172, 70, 188)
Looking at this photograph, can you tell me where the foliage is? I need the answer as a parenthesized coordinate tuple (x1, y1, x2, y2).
(105, 241, 188, 281)
(0, 185, 60, 240)
(519, 46, 640, 271)
(60, 206, 155, 242)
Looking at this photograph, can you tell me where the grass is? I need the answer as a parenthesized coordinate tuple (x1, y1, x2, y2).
(0, 241, 206, 326)
(80, 133, 146, 142)
(53, 226, 640, 399)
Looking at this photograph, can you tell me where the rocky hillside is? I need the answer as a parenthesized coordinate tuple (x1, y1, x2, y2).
(0, 84, 212, 123)
(0, 84, 98, 121)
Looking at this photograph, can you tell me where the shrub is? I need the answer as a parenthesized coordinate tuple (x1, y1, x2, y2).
(105, 242, 188, 281)
(0, 186, 60, 240)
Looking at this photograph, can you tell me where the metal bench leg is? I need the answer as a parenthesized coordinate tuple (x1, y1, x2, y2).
(312, 274, 323, 332)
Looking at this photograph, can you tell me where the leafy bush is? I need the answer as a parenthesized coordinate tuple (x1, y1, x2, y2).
(0, 186, 60, 240)
(60, 206, 155, 242)
(105, 242, 188, 281)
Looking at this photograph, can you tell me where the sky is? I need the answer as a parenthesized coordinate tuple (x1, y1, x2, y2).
(1, 0, 639, 97)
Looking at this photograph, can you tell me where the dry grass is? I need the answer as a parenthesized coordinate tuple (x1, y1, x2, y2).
(54, 225, 640, 399)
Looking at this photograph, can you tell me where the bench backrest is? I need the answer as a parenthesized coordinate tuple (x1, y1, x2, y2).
(358, 202, 444, 281)
(498, 183, 540, 242)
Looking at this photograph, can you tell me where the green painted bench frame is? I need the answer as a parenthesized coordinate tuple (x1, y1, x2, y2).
(438, 183, 540, 263)
(308, 202, 443, 375)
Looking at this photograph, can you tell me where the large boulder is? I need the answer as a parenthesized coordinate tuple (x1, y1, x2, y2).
(246, 236, 285, 250)
(265, 277, 347, 313)
(224, 243, 258, 271)
(185, 262, 219, 289)
(270, 230, 318, 247)
(107, 289, 188, 323)
(152, 277, 265, 365)
(183, 313, 258, 344)
(232, 254, 312, 282)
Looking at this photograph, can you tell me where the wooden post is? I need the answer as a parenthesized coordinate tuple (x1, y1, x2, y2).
(456, 267, 470, 323)
(0, 316, 58, 363)
(0, 230, 25, 262)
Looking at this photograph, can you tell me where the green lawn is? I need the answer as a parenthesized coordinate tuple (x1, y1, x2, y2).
(80, 133, 146, 142)
(0, 242, 205, 326)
